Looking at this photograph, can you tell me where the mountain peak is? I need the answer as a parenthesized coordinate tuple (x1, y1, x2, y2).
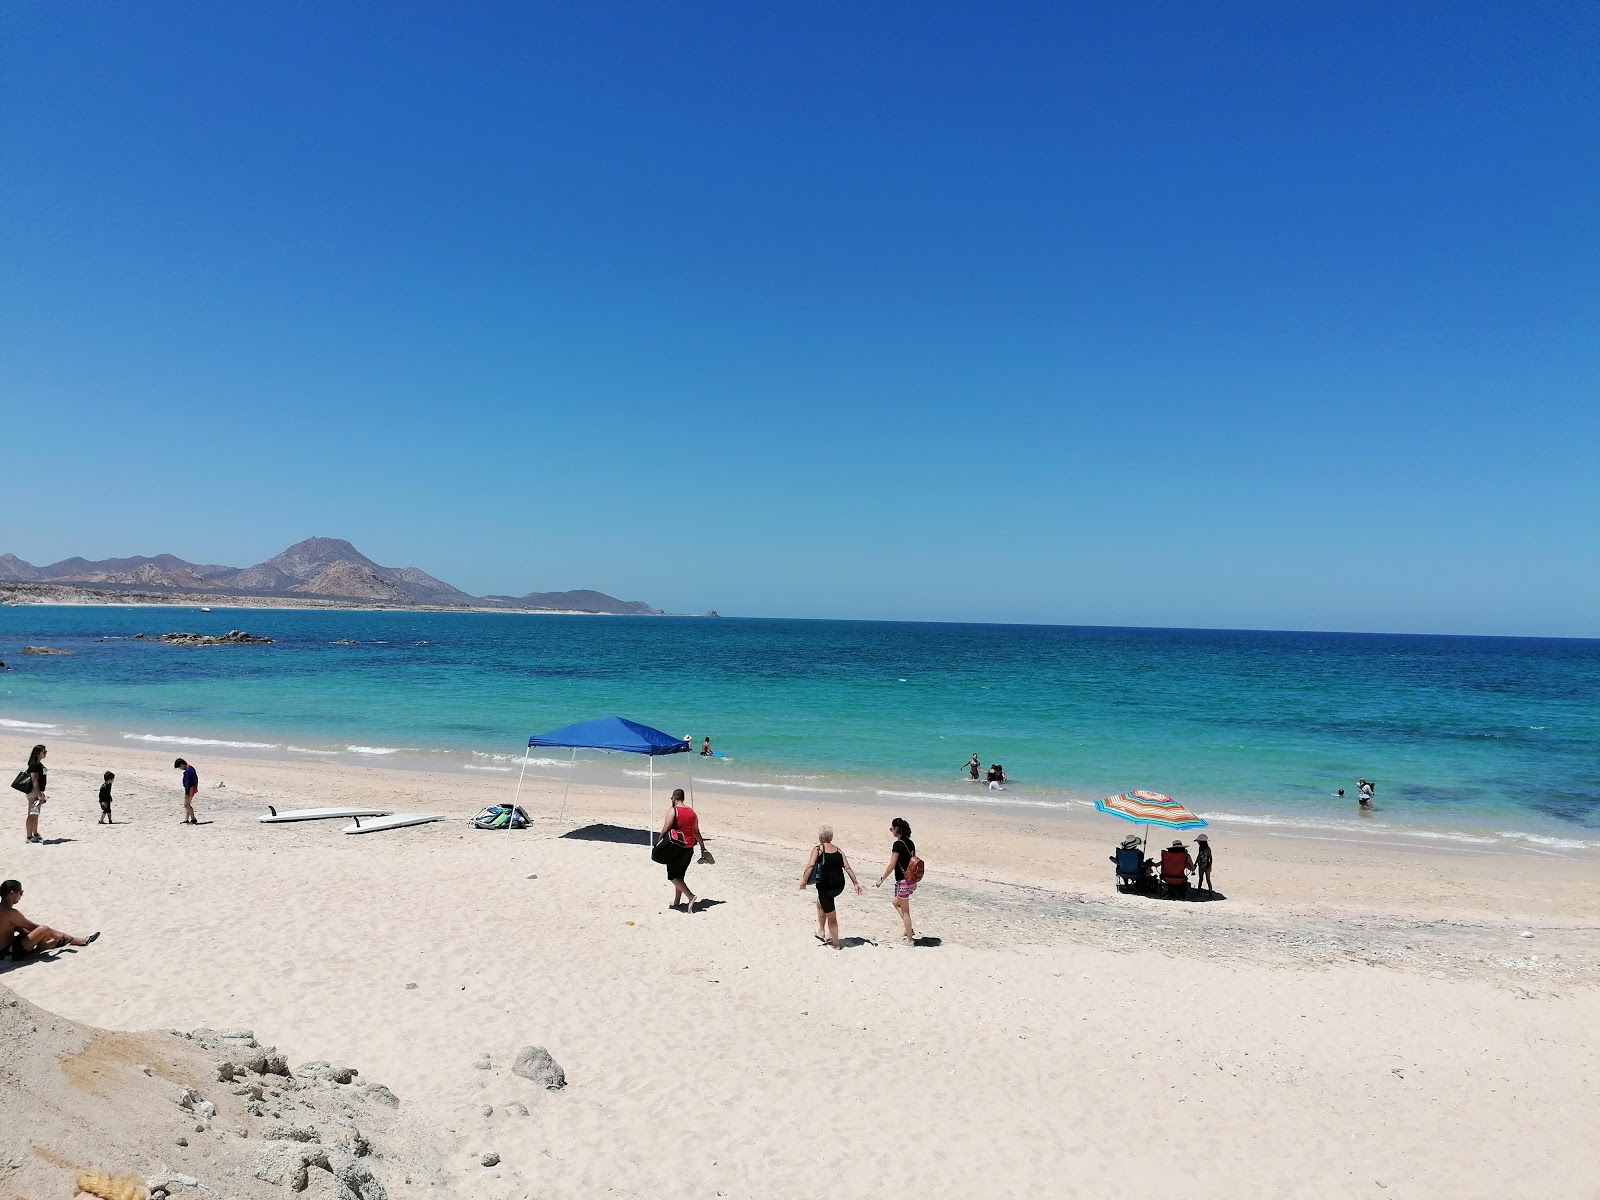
(267, 537, 378, 576)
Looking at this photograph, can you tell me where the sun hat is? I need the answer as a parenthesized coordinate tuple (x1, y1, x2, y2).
(1196, 833, 1208, 843)
(1169, 839, 1185, 849)
(1119, 835, 1141, 848)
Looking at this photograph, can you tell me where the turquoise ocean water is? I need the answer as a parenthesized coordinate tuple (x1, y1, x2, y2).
(2, 607, 1597, 849)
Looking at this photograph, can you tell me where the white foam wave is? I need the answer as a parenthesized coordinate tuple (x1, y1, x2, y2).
(0, 719, 60, 731)
(122, 733, 280, 749)
(464, 764, 513, 773)
(471, 752, 571, 768)
(1495, 830, 1598, 850)
(873, 789, 969, 802)
(346, 745, 401, 756)
(286, 746, 326, 754)
(695, 777, 850, 795)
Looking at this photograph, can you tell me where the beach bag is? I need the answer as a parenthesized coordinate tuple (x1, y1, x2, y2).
(650, 833, 677, 864)
(472, 804, 529, 830)
(10, 770, 32, 794)
(903, 852, 925, 885)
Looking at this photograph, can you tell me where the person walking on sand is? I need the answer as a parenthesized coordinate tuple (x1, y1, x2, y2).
(97, 771, 115, 825)
(22, 744, 47, 844)
(799, 825, 864, 949)
(174, 758, 199, 824)
(1194, 832, 1213, 894)
(657, 788, 711, 912)
(1, 879, 99, 955)
(875, 817, 921, 944)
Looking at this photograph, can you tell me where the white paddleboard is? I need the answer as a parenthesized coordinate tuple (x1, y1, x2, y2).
(259, 806, 391, 824)
(343, 812, 444, 835)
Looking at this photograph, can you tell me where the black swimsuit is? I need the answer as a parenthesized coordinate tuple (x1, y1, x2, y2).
(814, 848, 845, 912)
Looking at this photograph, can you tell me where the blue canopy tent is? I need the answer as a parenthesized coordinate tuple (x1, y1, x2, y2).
(514, 715, 693, 844)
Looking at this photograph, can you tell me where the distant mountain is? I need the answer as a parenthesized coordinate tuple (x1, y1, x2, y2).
(0, 537, 668, 614)
(485, 589, 662, 616)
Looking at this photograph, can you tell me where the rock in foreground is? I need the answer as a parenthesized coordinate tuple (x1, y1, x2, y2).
(510, 1045, 566, 1090)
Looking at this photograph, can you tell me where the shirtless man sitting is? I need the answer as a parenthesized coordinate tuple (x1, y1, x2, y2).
(0, 879, 99, 957)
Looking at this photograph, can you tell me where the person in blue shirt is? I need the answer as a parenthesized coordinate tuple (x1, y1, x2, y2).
(174, 757, 200, 825)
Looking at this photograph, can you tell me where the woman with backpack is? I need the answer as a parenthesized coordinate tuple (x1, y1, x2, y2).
(799, 825, 864, 949)
(875, 817, 921, 944)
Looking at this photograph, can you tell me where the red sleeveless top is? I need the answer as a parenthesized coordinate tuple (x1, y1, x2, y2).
(670, 805, 699, 846)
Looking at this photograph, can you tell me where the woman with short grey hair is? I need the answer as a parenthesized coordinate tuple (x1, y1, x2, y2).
(799, 825, 863, 948)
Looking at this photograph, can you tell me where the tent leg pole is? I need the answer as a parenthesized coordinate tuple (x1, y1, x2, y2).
(557, 747, 576, 824)
(512, 746, 531, 816)
(648, 758, 655, 854)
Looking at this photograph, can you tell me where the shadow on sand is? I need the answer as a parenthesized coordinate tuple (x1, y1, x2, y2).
(561, 823, 651, 847)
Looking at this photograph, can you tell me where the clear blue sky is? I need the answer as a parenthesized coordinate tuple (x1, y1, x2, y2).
(3, 2, 1596, 635)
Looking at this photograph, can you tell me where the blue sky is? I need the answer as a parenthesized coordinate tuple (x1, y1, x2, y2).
(3, 2, 1596, 634)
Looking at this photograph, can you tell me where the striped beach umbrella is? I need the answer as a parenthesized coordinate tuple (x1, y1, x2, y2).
(1095, 790, 1208, 836)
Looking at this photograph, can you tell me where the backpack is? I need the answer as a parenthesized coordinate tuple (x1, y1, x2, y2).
(903, 851, 925, 885)
(473, 804, 530, 830)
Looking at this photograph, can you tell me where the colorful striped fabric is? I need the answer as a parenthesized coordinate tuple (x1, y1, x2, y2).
(1094, 790, 1208, 830)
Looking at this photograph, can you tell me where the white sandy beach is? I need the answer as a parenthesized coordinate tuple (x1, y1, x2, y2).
(4, 733, 1598, 1199)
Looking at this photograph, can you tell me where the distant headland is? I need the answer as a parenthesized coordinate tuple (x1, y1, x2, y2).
(0, 537, 712, 616)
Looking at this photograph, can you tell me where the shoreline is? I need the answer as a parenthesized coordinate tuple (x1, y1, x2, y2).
(8, 707, 1598, 859)
(7, 729, 1598, 923)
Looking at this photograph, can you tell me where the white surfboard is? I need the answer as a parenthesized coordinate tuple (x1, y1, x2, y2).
(343, 812, 444, 835)
(258, 806, 391, 824)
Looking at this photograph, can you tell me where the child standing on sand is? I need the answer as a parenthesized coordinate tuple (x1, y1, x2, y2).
(1194, 832, 1213, 894)
(98, 771, 115, 825)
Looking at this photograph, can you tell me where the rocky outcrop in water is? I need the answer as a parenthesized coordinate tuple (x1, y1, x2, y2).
(136, 631, 273, 646)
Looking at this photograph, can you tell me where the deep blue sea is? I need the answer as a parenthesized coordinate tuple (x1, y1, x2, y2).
(3, 606, 1598, 849)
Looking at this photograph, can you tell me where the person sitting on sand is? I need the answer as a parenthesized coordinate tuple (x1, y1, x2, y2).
(0, 878, 99, 957)
(98, 771, 115, 825)
(1111, 834, 1152, 889)
(174, 757, 199, 825)
(875, 817, 919, 944)
(966, 754, 981, 781)
(657, 788, 711, 912)
(1194, 832, 1213, 893)
(799, 825, 864, 949)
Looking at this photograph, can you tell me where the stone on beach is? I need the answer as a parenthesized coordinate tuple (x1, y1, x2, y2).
(511, 1045, 566, 1090)
(357, 1083, 399, 1108)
